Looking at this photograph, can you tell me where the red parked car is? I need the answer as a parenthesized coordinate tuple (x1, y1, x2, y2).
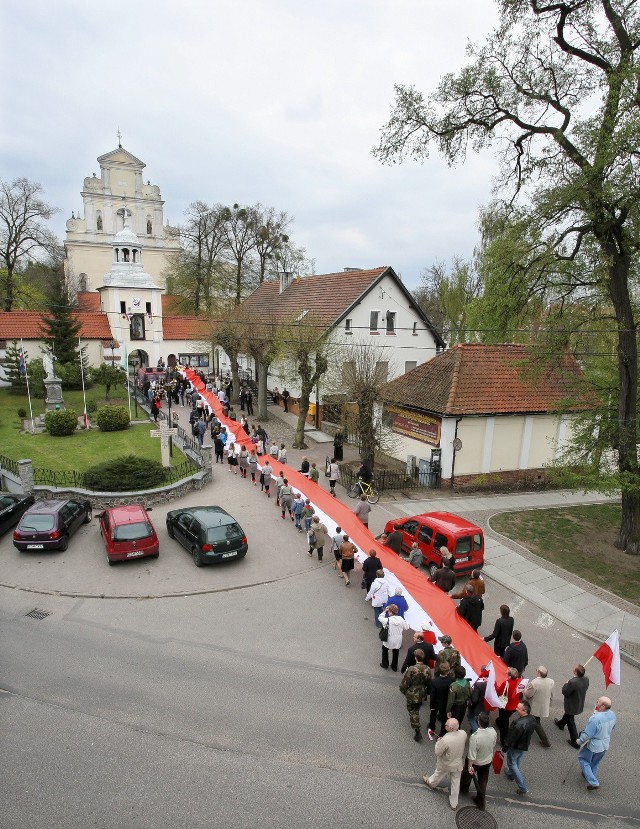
(382, 511, 484, 578)
(98, 505, 159, 565)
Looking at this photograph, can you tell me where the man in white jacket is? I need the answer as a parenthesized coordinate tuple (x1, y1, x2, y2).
(365, 569, 388, 627)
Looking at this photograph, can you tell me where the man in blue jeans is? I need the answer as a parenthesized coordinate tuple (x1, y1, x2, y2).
(577, 696, 616, 790)
(504, 700, 536, 795)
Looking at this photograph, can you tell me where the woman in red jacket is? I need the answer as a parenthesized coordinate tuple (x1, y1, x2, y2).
(495, 667, 522, 751)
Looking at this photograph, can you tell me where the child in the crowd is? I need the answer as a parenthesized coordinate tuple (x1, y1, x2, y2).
(262, 460, 273, 496)
(291, 493, 304, 531)
(301, 499, 315, 533)
(238, 445, 249, 479)
(280, 478, 294, 520)
(248, 449, 258, 484)
(256, 436, 264, 456)
(275, 471, 286, 505)
(308, 461, 319, 483)
(278, 443, 288, 464)
(269, 440, 279, 459)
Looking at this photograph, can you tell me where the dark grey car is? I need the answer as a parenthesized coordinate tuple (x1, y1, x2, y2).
(166, 505, 248, 567)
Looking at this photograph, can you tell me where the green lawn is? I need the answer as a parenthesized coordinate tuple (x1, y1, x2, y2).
(490, 504, 640, 605)
(0, 387, 185, 471)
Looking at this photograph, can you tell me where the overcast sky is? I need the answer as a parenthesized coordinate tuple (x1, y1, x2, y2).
(1, 0, 500, 291)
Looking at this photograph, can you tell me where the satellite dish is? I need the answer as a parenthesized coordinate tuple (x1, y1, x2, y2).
(453, 437, 463, 451)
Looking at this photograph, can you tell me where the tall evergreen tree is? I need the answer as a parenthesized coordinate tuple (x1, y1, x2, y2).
(40, 266, 82, 366)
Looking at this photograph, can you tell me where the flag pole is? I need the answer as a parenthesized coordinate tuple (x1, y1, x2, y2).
(124, 342, 132, 420)
(79, 337, 88, 429)
(20, 339, 35, 433)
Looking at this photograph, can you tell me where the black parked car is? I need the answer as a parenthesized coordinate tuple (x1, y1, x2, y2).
(13, 499, 92, 552)
(166, 506, 248, 567)
(0, 493, 36, 535)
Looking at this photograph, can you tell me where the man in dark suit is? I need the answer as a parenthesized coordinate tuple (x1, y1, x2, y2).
(385, 524, 404, 554)
(484, 604, 514, 657)
(401, 631, 437, 673)
(502, 630, 528, 674)
(554, 664, 590, 748)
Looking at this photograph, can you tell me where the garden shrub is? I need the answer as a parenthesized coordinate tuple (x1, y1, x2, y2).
(44, 408, 78, 436)
(84, 455, 165, 491)
(86, 399, 98, 414)
(96, 405, 130, 432)
(17, 407, 27, 418)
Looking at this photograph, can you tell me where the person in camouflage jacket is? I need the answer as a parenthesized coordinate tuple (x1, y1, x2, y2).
(400, 650, 432, 742)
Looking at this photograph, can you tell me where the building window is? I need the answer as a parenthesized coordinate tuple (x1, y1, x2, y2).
(342, 361, 356, 386)
(412, 321, 418, 336)
(178, 353, 210, 367)
(345, 318, 352, 334)
(146, 302, 152, 315)
(404, 360, 417, 374)
(375, 361, 389, 383)
(386, 311, 396, 334)
(130, 314, 145, 340)
(370, 310, 380, 333)
(120, 301, 126, 315)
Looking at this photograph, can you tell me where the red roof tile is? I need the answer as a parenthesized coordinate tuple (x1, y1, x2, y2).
(0, 310, 113, 341)
(162, 316, 211, 340)
(240, 267, 408, 327)
(76, 292, 101, 312)
(382, 343, 597, 415)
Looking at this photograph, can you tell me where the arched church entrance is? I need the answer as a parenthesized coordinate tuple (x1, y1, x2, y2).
(128, 349, 149, 375)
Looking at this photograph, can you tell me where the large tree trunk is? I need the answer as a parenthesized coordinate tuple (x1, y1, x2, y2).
(257, 361, 269, 421)
(358, 393, 377, 470)
(230, 353, 240, 406)
(609, 255, 639, 554)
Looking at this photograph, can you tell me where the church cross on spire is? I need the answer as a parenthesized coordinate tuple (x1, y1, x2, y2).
(117, 127, 122, 148)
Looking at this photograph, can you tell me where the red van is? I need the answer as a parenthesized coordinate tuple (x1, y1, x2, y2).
(382, 511, 484, 577)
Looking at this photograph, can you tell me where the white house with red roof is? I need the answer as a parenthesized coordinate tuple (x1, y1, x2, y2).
(238, 267, 445, 406)
(381, 343, 598, 488)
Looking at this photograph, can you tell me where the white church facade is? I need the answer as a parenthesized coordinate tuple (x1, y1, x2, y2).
(63, 144, 181, 298)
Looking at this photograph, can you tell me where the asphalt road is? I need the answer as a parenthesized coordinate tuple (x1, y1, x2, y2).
(1, 476, 639, 828)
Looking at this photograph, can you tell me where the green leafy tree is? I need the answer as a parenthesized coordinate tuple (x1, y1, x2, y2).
(414, 257, 483, 344)
(0, 340, 26, 391)
(90, 363, 126, 400)
(375, 0, 640, 553)
(0, 177, 58, 311)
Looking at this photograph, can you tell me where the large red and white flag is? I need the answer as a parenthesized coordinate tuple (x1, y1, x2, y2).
(593, 629, 621, 688)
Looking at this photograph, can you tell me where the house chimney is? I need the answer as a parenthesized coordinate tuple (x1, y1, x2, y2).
(279, 271, 293, 293)
(343, 267, 362, 273)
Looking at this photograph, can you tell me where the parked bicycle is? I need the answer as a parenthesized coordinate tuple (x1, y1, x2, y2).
(347, 477, 380, 504)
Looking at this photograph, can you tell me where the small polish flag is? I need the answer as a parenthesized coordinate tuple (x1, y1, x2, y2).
(484, 660, 506, 709)
(593, 629, 621, 688)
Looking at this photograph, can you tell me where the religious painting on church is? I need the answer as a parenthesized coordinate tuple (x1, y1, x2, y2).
(130, 314, 145, 340)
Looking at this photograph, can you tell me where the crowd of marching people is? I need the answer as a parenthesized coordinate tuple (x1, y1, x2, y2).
(173, 370, 617, 813)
